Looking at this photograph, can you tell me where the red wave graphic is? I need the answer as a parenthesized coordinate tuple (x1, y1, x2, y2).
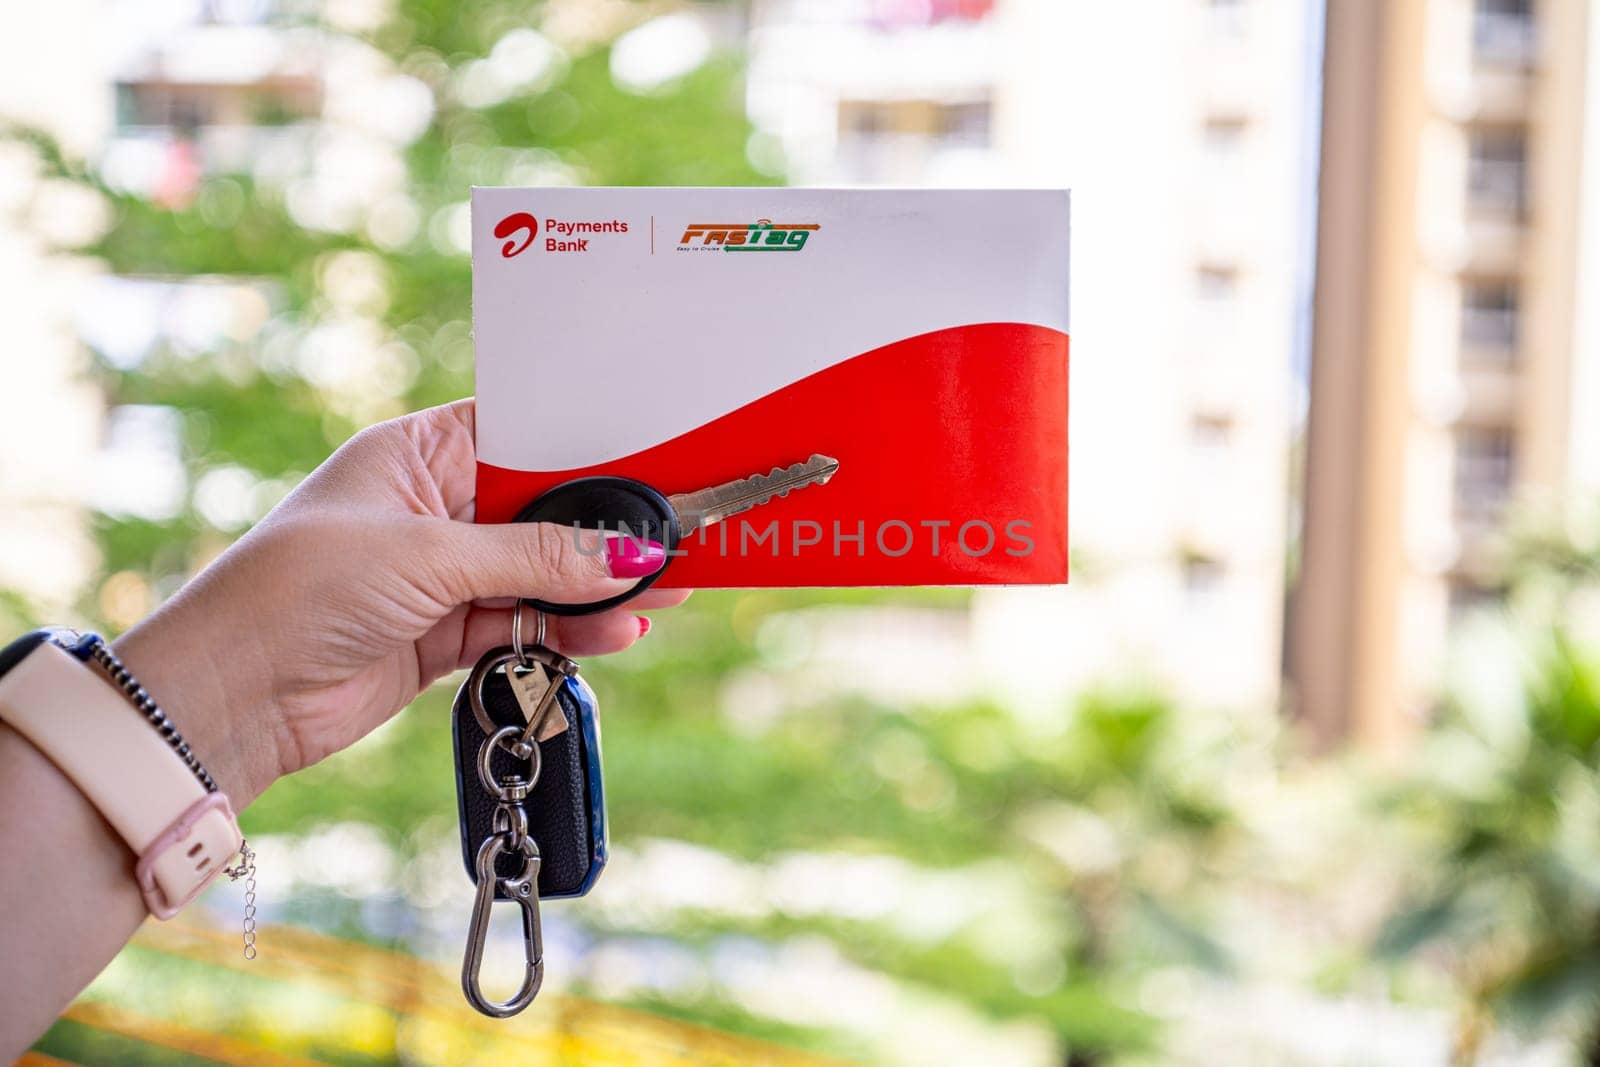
(477, 322, 1069, 588)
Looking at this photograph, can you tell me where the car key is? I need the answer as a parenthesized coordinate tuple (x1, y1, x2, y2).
(514, 453, 841, 615)
(454, 611, 604, 1018)
(455, 455, 840, 1017)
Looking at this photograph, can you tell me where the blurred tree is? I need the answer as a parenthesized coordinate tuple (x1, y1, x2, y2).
(1376, 511, 1600, 1065)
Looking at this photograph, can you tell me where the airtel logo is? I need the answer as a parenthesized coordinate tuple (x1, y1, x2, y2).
(494, 210, 629, 256)
(494, 212, 539, 258)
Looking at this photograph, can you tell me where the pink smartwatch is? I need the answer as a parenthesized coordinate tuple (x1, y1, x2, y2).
(0, 629, 244, 919)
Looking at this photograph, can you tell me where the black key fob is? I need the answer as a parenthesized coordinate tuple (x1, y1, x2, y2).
(514, 475, 681, 616)
(451, 660, 607, 900)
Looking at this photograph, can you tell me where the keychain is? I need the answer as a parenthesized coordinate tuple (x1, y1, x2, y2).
(454, 601, 601, 1017)
(452, 456, 839, 1017)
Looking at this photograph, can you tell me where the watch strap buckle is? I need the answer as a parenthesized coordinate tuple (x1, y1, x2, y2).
(135, 792, 242, 920)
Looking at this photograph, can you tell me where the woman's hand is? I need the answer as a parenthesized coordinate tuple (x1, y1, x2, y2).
(112, 399, 688, 805)
(0, 398, 688, 1053)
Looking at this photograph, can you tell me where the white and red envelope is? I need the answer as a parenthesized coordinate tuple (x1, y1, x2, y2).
(471, 187, 1070, 588)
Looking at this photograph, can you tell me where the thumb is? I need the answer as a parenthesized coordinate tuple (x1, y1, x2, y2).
(425, 520, 667, 606)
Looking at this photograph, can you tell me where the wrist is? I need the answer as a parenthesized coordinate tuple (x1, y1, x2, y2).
(113, 614, 283, 807)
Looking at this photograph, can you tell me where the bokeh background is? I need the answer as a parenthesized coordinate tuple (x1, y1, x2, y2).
(4, 0, 1600, 1064)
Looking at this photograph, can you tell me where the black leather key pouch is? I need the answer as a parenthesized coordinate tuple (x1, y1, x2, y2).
(451, 664, 607, 901)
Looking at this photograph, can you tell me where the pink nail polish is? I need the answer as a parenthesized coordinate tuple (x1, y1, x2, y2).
(604, 537, 667, 579)
(636, 616, 652, 637)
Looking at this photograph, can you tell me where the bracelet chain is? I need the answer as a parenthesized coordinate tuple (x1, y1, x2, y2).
(225, 840, 258, 960)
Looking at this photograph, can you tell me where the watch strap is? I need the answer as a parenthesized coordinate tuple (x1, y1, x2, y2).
(0, 634, 242, 918)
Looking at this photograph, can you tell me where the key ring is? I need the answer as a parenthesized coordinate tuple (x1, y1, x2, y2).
(466, 645, 581, 744)
(478, 724, 541, 801)
(468, 650, 525, 739)
(511, 599, 545, 668)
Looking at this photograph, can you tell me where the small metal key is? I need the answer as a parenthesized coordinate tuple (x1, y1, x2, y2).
(514, 453, 841, 615)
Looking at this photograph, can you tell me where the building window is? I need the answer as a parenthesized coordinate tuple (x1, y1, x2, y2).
(1202, 116, 1248, 157)
(836, 97, 992, 182)
(1196, 263, 1239, 301)
(840, 101, 888, 139)
(940, 101, 991, 148)
(1206, 0, 1248, 38)
(1454, 426, 1516, 523)
(1473, 0, 1537, 66)
(1190, 412, 1234, 449)
(838, 98, 990, 147)
(117, 85, 215, 130)
(1460, 278, 1519, 362)
(1467, 127, 1528, 218)
(1180, 550, 1226, 600)
(1448, 579, 1505, 619)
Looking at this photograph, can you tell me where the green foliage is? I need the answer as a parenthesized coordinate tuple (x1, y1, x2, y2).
(619, 994, 870, 1064)
(35, 1020, 217, 1067)
(1528, 634, 1600, 758)
(1374, 515, 1600, 1052)
(246, 686, 458, 849)
(0, 588, 41, 636)
(95, 179, 340, 280)
(231, 579, 1245, 1058)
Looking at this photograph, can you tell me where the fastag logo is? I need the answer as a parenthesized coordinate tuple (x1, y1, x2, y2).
(677, 219, 820, 253)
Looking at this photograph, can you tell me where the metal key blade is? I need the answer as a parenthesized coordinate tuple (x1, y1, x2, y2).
(669, 454, 840, 535)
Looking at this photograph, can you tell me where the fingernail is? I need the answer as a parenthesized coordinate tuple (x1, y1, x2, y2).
(604, 536, 667, 579)
(636, 616, 652, 637)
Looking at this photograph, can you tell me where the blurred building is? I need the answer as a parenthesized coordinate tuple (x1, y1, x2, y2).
(71, 2, 333, 625)
(746, 0, 1003, 185)
(981, 0, 1314, 715)
(65, 1, 431, 611)
(99, 2, 322, 210)
(744, 1, 1317, 715)
(1291, 0, 1600, 748)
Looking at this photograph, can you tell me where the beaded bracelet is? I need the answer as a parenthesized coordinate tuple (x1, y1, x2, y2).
(81, 633, 218, 793)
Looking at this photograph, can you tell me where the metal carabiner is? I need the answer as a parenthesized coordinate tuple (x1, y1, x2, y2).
(462, 832, 544, 1018)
